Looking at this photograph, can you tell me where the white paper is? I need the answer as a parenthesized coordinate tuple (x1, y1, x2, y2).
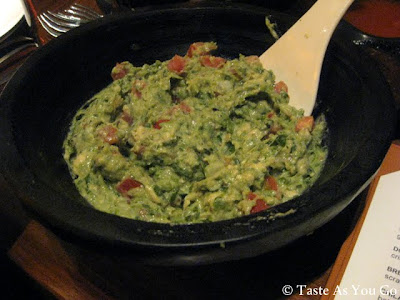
(0, 1, 24, 39)
(335, 171, 400, 299)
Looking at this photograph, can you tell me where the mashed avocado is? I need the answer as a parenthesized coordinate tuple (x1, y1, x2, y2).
(63, 42, 327, 224)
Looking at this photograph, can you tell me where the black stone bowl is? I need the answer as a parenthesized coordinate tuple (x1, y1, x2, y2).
(0, 7, 396, 265)
(114, 0, 295, 11)
(340, 19, 400, 58)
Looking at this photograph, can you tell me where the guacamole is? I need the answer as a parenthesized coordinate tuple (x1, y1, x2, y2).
(63, 42, 327, 224)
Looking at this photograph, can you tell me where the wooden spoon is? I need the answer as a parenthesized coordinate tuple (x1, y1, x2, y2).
(259, 0, 354, 116)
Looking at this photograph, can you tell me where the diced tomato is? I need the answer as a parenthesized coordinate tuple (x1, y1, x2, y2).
(98, 125, 118, 144)
(229, 68, 242, 80)
(295, 116, 314, 132)
(200, 55, 226, 69)
(111, 63, 128, 80)
(168, 102, 191, 115)
(117, 178, 143, 195)
(274, 81, 288, 94)
(153, 119, 170, 129)
(179, 102, 191, 114)
(167, 55, 186, 74)
(186, 42, 217, 58)
(264, 176, 278, 191)
(132, 88, 142, 99)
(247, 192, 257, 200)
(250, 199, 270, 214)
(245, 55, 261, 65)
(121, 111, 133, 125)
(267, 112, 275, 119)
(187, 42, 205, 58)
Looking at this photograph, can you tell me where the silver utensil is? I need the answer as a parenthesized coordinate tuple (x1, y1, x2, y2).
(38, 3, 103, 38)
(0, 36, 38, 65)
(0, 36, 38, 89)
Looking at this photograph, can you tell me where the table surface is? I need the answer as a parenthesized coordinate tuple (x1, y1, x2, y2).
(1, 1, 399, 299)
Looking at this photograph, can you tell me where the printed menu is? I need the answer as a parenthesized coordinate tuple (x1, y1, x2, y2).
(336, 170, 400, 299)
(321, 142, 400, 300)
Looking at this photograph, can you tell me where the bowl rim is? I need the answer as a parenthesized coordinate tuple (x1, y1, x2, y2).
(340, 19, 400, 59)
(343, 19, 400, 41)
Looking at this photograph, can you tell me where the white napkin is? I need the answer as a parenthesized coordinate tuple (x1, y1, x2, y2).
(0, 1, 25, 39)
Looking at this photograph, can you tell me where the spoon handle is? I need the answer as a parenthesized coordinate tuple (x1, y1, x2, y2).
(260, 0, 354, 115)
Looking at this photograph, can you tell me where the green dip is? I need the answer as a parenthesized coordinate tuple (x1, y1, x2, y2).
(63, 42, 327, 224)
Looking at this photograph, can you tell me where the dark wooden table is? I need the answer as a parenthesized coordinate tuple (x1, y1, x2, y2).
(1, 1, 399, 299)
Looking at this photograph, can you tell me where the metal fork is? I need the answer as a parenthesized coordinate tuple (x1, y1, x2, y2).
(38, 3, 103, 38)
(0, 37, 38, 90)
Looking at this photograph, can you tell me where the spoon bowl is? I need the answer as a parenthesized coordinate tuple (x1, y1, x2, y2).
(260, 0, 354, 115)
